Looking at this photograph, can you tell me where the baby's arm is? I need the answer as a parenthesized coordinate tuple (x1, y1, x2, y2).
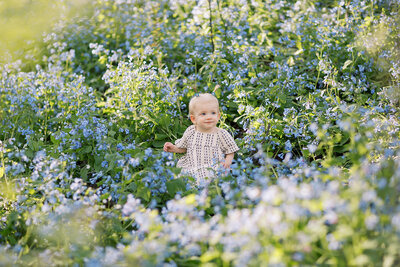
(222, 153, 235, 169)
(163, 142, 187, 153)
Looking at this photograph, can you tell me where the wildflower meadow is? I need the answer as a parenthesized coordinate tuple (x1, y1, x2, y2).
(1, 0, 400, 266)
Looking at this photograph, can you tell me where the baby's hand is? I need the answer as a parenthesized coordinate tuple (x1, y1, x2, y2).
(222, 161, 232, 169)
(164, 142, 186, 153)
(220, 161, 232, 176)
(222, 153, 234, 170)
(163, 142, 176, 153)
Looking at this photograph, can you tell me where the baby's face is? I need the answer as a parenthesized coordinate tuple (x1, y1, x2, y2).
(190, 98, 220, 133)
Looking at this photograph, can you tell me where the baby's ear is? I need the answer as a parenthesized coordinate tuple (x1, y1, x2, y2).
(190, 114, 196, 124)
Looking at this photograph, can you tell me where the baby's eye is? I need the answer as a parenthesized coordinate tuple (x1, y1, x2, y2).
(212, 112, 216, 115)
(201, 112, 206, 115)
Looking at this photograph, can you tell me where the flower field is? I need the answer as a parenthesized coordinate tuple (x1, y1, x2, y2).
(1, 0, 400, 266)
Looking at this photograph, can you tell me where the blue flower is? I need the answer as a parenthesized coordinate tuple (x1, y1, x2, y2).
(101, 160, 108, 168)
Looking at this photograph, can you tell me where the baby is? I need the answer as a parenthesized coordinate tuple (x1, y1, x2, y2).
(163, 93, 239, 184)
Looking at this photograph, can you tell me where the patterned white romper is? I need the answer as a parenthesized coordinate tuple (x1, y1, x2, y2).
(175, 125, 239, 184)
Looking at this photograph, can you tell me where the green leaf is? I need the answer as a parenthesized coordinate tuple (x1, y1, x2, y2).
(159, 115, 169, 127)
(200, 251, 220, 263)
(82, 146, 92, 153)
(28, 141, 38, 151)
(128, 182, 137, 192)
(25, 149, 34, 158)
(166, 178, 186, 196)
(170, 167, 181, 175)
(155, 133, 168, 140)
(152, 140, 165, 148)
(294, 48, 304, 55)
(94, 156, 103, 172)
(100, 192, 110, 201)
(80, 168, 88, 180)
(342, 60, 353, 70)
(50, 132, 60, 145)
(136, 185, 151, 202)
(107, 160, 116, 172)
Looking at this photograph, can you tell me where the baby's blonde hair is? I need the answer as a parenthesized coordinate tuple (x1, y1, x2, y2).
(188, 93, 219, 115)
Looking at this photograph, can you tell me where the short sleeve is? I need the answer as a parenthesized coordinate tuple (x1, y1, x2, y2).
(175, 125, 195, 149)
(218, 129, 239, 154)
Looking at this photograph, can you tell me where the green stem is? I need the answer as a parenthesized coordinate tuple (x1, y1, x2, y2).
(216, 0, 228, 44)
(208, 0, 215, 52)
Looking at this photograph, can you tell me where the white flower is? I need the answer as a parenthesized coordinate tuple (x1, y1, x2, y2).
(122, 194, 141, 216)
(307, 144, 317, 153)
